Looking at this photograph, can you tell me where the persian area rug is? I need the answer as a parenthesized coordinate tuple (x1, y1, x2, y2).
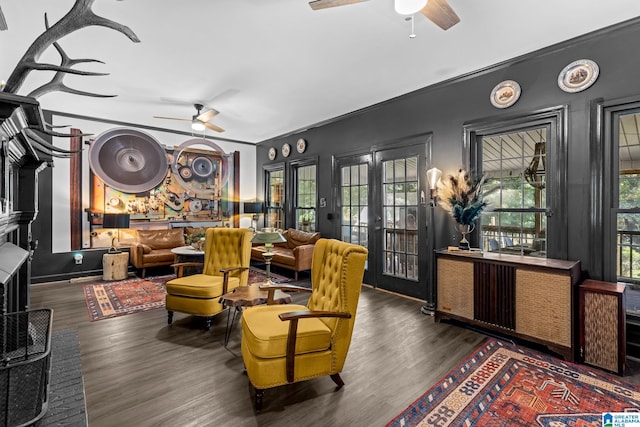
(387, 338, 640, 427)
(83, 267, 290, 321)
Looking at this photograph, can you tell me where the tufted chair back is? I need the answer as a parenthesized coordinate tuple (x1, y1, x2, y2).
(307, 238, 368, 369)
(201, 227, 253, 285)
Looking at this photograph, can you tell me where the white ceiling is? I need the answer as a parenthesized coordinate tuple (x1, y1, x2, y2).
(2, 0, 640, 144)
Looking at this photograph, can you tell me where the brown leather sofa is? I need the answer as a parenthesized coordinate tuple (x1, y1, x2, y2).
(130, 228, 185, 278)
(250, 228, 320, 280)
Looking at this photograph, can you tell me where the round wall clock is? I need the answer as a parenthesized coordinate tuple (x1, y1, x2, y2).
(282, 143, 291, 157)
(268, 147, 276, 160)
(296, 138, 307, 153)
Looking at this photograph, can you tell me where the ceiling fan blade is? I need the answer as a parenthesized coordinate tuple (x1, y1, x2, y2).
(203, 122, 225, 133)
(0, 6, 7, 31)
(420, 0, 460, 30)
(309, 0, 368, 11)
(196, 109, 219, 123)
(152, 116, 191, 122)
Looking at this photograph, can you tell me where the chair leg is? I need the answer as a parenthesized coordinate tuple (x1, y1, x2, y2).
(330, 373, 344, 388)
(205, 317, 212, 331)
(294, 271, 298, 281)
(167, 311, 173, 325)
(141, 268, 146, 279)
(255, 388, 264, 411)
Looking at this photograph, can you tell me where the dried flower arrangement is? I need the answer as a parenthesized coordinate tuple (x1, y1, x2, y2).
(437, 169, 488, 226)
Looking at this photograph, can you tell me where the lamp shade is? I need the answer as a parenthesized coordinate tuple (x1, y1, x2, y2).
(251, 229, 286, 245)
(394, 0, 427, 15)
(102, 213, 130, 229)
(243, 202, 264, 214)
(426, 167, 442, 190)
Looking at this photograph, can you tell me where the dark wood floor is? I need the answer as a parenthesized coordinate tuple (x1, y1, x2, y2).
(30, 277, 486, 427)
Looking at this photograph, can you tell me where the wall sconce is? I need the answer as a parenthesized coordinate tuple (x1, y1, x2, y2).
(243, 202, 264, 231)
(426, 167, 442, 206)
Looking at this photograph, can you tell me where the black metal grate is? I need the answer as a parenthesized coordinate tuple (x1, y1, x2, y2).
(0, 309, 53, 427)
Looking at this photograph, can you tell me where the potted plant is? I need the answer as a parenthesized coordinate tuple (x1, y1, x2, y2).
(186, 231, 206, 251)
(299, 214, 311, 231)
(437, 169, 488, 250)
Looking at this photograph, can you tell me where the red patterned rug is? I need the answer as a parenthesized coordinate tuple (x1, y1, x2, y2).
(387, 338, 640, 426)
(83, 267, 290, 321)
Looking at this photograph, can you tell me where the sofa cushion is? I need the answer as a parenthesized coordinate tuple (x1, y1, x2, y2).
(285, 229, 320, 249)
(137, 228, 185, 250)
(142, 248, 175, 263)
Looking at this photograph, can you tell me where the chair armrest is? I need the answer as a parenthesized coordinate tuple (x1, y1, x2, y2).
(291, 244, 315, 270)
(259, 284, 311, 304)
(278, 309, 352, 382)
(170, 262, 204, 278)
(279, 310, 351, 321)
(219, 266, 250, 294)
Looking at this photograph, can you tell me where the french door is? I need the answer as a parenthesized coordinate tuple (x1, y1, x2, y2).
(336, 138, 430, 299)
(373, 143, 429, 299)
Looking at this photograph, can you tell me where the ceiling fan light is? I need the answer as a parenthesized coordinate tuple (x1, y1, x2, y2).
(191, 120, 205, 131)
(394, 0, 427, 15)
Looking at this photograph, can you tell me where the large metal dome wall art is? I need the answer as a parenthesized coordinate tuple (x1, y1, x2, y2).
(88, 128, 168, 193)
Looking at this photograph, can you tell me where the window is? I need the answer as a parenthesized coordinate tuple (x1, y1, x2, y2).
(614, 111, 640, 284)
(340, 163, 368, 246)
(480, 127, 548, 257)
(265, 168, 284, 229)
(294, 164, 317, 232)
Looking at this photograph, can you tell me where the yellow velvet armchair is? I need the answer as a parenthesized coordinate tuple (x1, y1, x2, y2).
(165, 227, 253, 329)
(241, 238, 368, 410)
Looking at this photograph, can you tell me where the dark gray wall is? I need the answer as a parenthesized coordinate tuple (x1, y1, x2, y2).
(256, 18, 640, 285)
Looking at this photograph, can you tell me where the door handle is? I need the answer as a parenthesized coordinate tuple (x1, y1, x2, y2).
(374, 216, 382, 231)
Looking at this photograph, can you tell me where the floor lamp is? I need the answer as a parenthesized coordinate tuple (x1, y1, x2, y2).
(421, 167, 441, 315)
(251, 228, 286, 286)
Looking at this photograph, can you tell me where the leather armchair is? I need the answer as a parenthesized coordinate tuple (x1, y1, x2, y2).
(165, 227, 253, 329)
(241, 238, 368, 410)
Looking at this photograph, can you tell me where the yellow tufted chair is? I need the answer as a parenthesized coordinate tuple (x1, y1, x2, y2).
(241, 238, 368, 410)
(165, 227, 253, 329)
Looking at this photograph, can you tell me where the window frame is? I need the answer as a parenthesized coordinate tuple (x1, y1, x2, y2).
(465, 106, 568, 259)
(264, 163, 285, 229)
(291, 159, 318, 232)
(599, 98, 640, 284)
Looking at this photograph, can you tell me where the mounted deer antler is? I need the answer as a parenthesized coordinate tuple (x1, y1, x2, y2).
(27, 15, 115, 99)
(2, 0, 140, 96)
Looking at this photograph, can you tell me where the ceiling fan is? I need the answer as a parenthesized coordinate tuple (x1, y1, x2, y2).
(153, 103, 225, 133)
(308, 0, 460, 31)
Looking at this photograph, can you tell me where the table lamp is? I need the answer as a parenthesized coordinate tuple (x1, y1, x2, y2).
(251, 228, 286, 285)
(243, 202, 264, 231)
(102, 213, 130, 253)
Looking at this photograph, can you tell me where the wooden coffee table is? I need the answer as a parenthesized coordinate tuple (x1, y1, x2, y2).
(219, 284, 292, 346)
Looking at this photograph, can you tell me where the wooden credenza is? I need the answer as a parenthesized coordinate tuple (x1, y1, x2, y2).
(435, 250, 582, 361)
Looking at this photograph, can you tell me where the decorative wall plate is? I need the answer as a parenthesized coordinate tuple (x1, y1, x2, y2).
(282, 143, 291, 157)
(268, 147, 276, 160)
(490, 80, 521, 109)
(558, 59, 599, 93)
(296, 138, 307, 153)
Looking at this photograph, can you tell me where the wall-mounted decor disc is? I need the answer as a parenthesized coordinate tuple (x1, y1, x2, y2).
(89, 128, 168, 193)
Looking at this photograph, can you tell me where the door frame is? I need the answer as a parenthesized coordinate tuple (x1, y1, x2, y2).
(333, 132, 434, 300)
